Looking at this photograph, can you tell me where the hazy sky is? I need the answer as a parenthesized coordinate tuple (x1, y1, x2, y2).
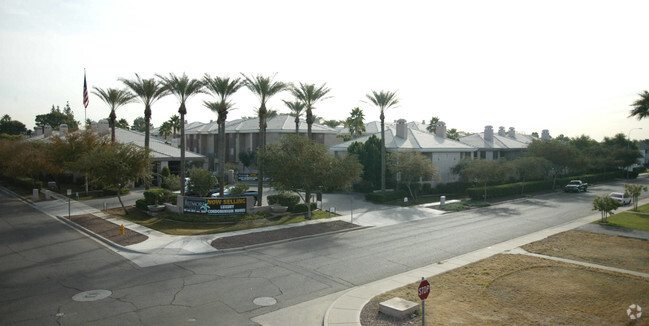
(2, 0, 649, 141)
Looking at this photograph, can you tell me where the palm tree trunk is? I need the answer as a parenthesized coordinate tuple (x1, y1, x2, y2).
(257, 111, 265, 206)
(110, 109, 116, 143)
(219, 121, 226, 197)
(307, 109, 313, 140)
(144, 107, 151, 190)
(295, 116, 299, 135)
(180, 112, 186, 196)
(380, 114, 386, 193)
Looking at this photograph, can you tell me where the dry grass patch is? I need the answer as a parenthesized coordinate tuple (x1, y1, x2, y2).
(523, 230, 649, 273)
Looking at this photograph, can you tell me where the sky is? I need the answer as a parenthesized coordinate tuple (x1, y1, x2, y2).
(2, 0, 649, 142)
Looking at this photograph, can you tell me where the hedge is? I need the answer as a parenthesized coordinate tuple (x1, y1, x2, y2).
(365, 190, 407, 203)
(291, 202, 318, 213)
(143, 188, 172, 205)
(267, 193, 301, 210)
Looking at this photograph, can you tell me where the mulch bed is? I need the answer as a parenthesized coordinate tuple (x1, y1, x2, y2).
(66, 214, 148, 247)
(211, 220, 358, 249)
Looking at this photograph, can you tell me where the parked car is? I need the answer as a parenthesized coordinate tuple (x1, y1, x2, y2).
(564, 180, 588, 193)
(609, 192, 631, 205)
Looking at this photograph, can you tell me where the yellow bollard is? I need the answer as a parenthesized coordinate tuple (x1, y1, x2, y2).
(120, 224, 125, 235)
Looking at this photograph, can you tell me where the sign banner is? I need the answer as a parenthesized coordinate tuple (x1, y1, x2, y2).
(183, 196, 247, 215)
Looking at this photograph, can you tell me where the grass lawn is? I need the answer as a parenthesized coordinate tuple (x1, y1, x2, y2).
(597, 203, 649, 231)
(106, 206, 339, 236)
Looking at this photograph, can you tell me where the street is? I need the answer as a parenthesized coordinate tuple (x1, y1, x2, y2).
(1, 178, 646, 325)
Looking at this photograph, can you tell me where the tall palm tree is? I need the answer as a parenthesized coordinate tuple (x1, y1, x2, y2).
(241, 73, 288, 206)
(366, 90, 399, 193)
(119, 74, 169, 189)
(630, 90, 649, 120)
(91, 87, 136, 143)
(290, 82, 332, 140)
(156, 73, 204, 196)
(203, 74, 245, 197)
(426, 116, 440, 133)
(169, 114, 181, 137)
(345, 107, 366, 138)
(158, 121, 172, 139)
(283, 100, 305, 135)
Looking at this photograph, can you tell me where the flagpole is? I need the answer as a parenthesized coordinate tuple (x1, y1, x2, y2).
(84, 68, 87, 128)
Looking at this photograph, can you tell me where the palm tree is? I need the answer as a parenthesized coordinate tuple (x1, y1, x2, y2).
(91, 87, 136, 143)
(169, 114, 181, 137)
(203, 74, 245, 197)
(426, 116, 440, 133)
(283, 100, 305, 135)
(290, 82, 332, 140)
(366, 90, 399, 193)
(630, 91, 649, 120)
(156, 73, 204, 196)
(119, 74, 169, 189)
(241, 73, 288, 206)
(158, 121, 172, 139)
(345, 107, 366, 138)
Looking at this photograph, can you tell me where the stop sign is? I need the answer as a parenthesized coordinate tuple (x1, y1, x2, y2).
(418, 279, 430, 300)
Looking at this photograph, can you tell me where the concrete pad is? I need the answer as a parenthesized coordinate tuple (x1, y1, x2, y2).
(252, 291, 344, 326)
(326, 307, 360, 324)
(379, 297, 418, 319)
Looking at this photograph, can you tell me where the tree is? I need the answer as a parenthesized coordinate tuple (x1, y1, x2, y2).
(261, 134, 362, 219)
(629, 90, 649, 120)
(321, 119, 343, 128)
(366, 90, 399, 193)
(511, 156, 551, 195)
(290, 82, 332, 140)
(48, 130, 107, 193)
(131, 117, 149, 132)
(91, 87, 136, 142)
(624, 184, 648, 211)
(389, 151, 437, 201)
(0, 140, 55, 185)
(456, 158, 509, 200)
(115, 118, 129, 129)
(446, 128, 460, 140)
(158, 121, 172, 139)
(347, 135, 383, 190)
(283, 100, 305, 135)
(35, 102, 79, 131)
(592, 195, 621, 223)
(426, 116, 439, 133)
(157, 73, 204, 196)
(186, 168, 217, 197)
(242, 73, 288, 206)
(345, 107, 365, 139)
(238, 150, 256, 172)
(73, 143, 151, 214)
(203, 74, 245, 197)
(169, 114, 181, 137)
(120, 73, 169, 157)
(527, 139, 578, 189)
(0, 115, 27, 135)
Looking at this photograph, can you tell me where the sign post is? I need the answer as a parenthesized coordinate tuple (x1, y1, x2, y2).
(67, 189, 72, 218)
(418, 277, 430, 326)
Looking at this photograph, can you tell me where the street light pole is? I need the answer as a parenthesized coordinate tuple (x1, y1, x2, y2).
(627, 128, 642, 178)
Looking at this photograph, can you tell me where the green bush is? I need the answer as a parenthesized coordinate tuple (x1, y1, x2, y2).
(143, 188, 171, 205)
(168, 193, 178, 205)
(422, 183, 432, 194)
(268, 193, 301, 210)
(291, 202, 318, 213)
(365, 190, 407, 203)
(160, 165, 171, 177)
(102, 187, 130, 196)
(353, 181, 374, 193)
(229, 183, 250, 196)
(14, 177, 42, 190)
(135, 199, 148, 211)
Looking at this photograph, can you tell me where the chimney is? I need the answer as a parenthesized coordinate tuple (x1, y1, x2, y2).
(91, 121, 98, 132)
(484, 125, 493, 142)
(34, 126, 43, 136)
(541, 129, 551, 140)
(44, 125, 52, 138)
(436, 121, 447, 138)
(422, 120, 425, 124)
(508, 127, 516, 138)
(498, 126, 506, 136)
(59, 124, 68, 134)
(396, 119, 408, 139)
(98, 119, 110, 135)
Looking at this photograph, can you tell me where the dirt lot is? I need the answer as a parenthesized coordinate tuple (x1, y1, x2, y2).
(361, 231, 649, 325)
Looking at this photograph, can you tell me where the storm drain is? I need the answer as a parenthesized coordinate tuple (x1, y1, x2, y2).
(253, 297, 277, 306)
(72, 289, 112, 302)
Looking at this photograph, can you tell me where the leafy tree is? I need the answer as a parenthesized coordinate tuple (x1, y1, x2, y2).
(366, 90, 399, 193)
(238, 151, 256, 171)
(73, 143, 151, 214)
(345, 107, 365, 138)
(132, 116, 151, 132)
(389, 151, 437, 201)
(456, 158, 509, 200)
(290, 82, 332, 140)
(92, 87, 136, 142)
(157, 73, 205, 196)
(527, 139, 577, 188)
(187, 168, 216, 197)
(229, 182, 250, 196)
(0, 140, 55, 185)
(203, 74, 245, 197)
(283, 100, 305, 134)
(629, 90, 649, 120)
(115, 118, 129, 129)
(347, 135, 383, 189)
(531, 131, 539, 138)
(512, 156, 551, 194)
(624, 184, 648, 211)
(242, 73, 288, 206)
(426, 116, 439, 133)
(35, 102, 79, 131)
(592, 195, 620, 222)
(261, 134, 362, 219)
(0, 115, 27, 135)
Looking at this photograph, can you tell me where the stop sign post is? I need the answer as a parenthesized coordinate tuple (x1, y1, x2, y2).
(418, 277, 430, 326)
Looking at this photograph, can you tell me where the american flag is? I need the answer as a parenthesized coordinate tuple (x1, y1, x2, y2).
(83, 71, 89, 108)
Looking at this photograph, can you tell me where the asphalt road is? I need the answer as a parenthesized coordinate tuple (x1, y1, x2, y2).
(1, 179, 646, 325)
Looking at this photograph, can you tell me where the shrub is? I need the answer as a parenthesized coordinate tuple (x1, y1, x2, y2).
(365, 190, 407, 203)
(421, 183, 432, 194)
(162, 174, 180, 191)
(229, 183, 249, 197)
(14, 177, 42, 190)
(291, 202, 318, 213)
(135, 199, 148, 211)
(103, 187, 130, 196)
(143, 188, 171, 205)
(268, 193, 301, 210)
(353, 180, 374, 193)
(168, 193, 178, 205)
(160, 165, 171, 178)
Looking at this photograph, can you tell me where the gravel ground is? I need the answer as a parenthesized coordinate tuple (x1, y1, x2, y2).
(66, 214, 148, 246)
